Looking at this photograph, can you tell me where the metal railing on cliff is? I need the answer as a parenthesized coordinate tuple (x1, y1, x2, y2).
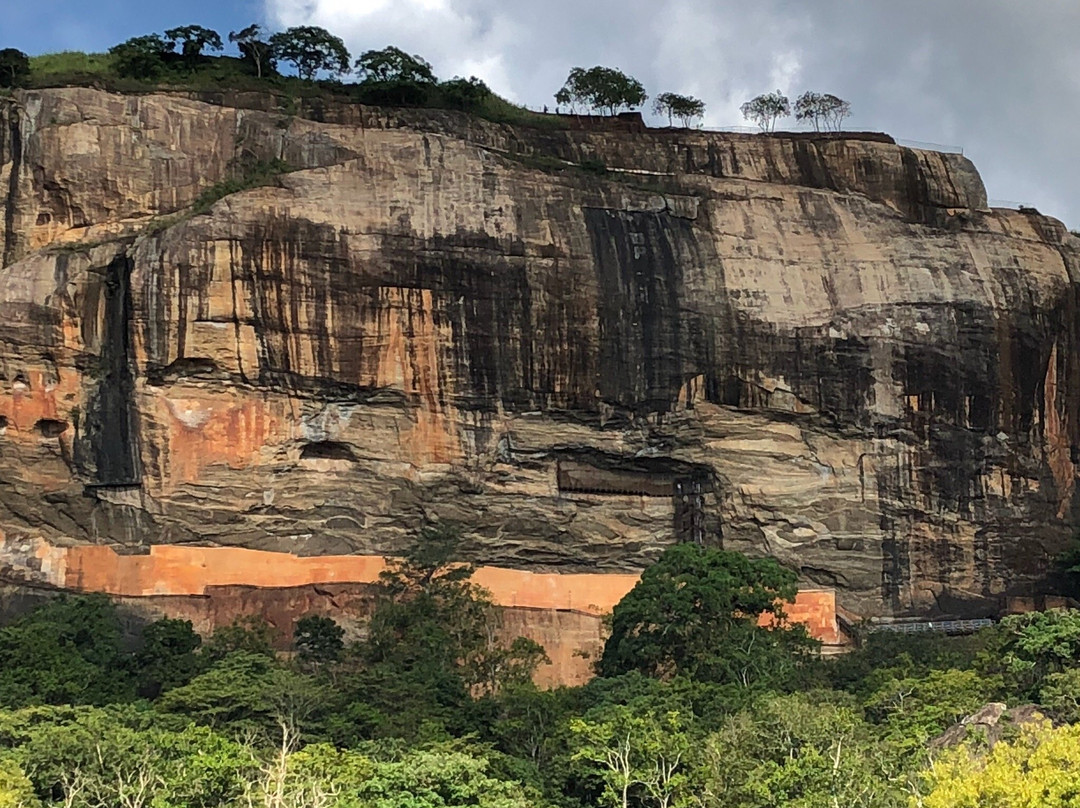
(869, 618, 995, 636)
(519, 106, 965, 155)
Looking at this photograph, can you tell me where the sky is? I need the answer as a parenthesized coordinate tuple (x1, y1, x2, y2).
(4, 0, 1079, 226)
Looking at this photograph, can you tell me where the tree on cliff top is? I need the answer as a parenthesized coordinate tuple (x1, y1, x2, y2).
(555, 66, 647, 115)
(268, 26, 350, 81)
(355, 46, 438, 106)
(794, 91, 852, 131)
(0, 49, 30, 89)
(108, 34, 172, 80)
(229, 24, 276, 78)
(740, 90, 791, 132)
(599, 544, 816, 686)
(653, 92, 706, 127)
(438, 76, 492, 112)
(355, 45, 436, 85)
(163, 25, 224, 62)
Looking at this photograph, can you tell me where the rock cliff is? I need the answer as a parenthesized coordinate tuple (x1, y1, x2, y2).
(1, 86, 1078, 620)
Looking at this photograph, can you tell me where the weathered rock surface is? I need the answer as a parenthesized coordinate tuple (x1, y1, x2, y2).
(931, 703, 1049, 749)
(1, 87, 1079, 619)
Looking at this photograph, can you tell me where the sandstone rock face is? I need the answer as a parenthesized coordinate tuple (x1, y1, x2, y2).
(1, 87, 1079, 620)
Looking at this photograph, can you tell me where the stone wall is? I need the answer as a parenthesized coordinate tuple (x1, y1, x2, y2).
(0, 535, 843, 686)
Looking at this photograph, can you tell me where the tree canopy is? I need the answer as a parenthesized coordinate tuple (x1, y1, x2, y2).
(599, 543, 815, 686)
(163, 25, 223, 60)
(355, 45, 436, 85)
(556, 66, 647, 115)
(438, 76, 492, 111)
(268, 26, 351, 81)
(228, 24, 276, 78)
(653, 92, 706, 127)
(0, 563, 1071, 807)
(917, 722, 1080, 808)
(0, 49, 29, 89)
(794, 91, 852, 131)
(354, 46, 439, 105)
(740, 90, 791, 132)
(108, 34, 173, 79)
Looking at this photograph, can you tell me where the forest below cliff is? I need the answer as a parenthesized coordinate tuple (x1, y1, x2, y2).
(0, 537, 1076, 807)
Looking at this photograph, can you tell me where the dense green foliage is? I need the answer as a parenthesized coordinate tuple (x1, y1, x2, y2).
(0, 540, 1074, 806)
(109, 34, 173, 79)
(268, 26, 351, 81)
(8, 20, 549, 129)
(164, 25, 224, 60)
(0, 49, 30, 88)
(599, 544, 815, 687)
(555, 66, 647, 115)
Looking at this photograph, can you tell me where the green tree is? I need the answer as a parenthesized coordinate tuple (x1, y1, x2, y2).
(794, 91, 852, 132)
(355, 45, 436, 84)
(344, 526, 547, 740)
(491, 684, 576, 770)
(229, 24, 276, 78)
(0, 49, 30, 89)
(204, 614, 277, 661)
(0, 758, 38, 808)
(293, 615, 344, 666)
(163, 25, 223, 61)
(825, 630, 992, 698)
(864, 668, 998, 759)
(133, 618, 204, 699)
(740, 90, 791, 132)
(439, 76, 492, 111)
(369, 525, 547, 696)
(157, 651, 280, 732)
(652, 92, 705, 128)
(599, 544, 815, 686)
(794, 91, 825, 131)
(701, 693, 900, 808)
(571, 705, 694, 808)
(357, 747, 536, 808)
(555, 66, 647, 115)
(268, 26, 350, 81)
(10, 707, 251, 808)
(0, 594, 133, 708)
(108, 34, 172, 79)
(1040, 667, 1080, 723)
(994, 608, 1080, 698)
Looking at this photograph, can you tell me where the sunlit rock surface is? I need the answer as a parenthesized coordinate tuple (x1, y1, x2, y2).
(1, 87, 1079, 625)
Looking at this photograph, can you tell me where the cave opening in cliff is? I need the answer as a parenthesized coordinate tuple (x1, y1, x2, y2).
(556, 458, 675, 497)
(35, 418, 68, 438)
(556, 453, 716, 545)
(300, 441, 358, 462)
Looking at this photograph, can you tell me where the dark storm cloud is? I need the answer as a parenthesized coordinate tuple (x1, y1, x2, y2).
(267, 0, 1080, 225)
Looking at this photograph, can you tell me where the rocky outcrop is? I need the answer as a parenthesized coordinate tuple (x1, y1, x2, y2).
(931, 703, 1049, 749)
(0, 87, 1078, 621)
